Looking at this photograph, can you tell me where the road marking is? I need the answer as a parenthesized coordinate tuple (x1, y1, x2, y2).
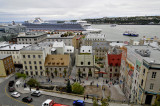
(5, 85, 34, 106)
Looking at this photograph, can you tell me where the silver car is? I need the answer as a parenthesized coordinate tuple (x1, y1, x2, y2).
(11, 92, 20, 98)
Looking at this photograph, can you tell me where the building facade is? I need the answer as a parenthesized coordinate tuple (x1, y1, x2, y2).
(76, 55, 95, 78)
(44, 54, 71, 77)
(20, 45, 51, 76)
(17, 32, 47, 44)
(0, 54, 15, 77)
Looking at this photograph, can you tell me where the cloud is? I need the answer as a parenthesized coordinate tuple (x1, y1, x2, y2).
(0, 0, 160, 22)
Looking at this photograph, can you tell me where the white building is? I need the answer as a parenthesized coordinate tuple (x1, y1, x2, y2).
(0, 44, 31, 67)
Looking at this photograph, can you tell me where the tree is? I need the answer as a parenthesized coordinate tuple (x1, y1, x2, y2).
(54, 69, 58, 76)
(45, 70, 50, 76)
(72, 82, 84, 94)
(27, 78, 40, 87)
(153, 95, 160, 106)
(101, 98, 109, 106)
(93, 97, 98, 106)
(66, 80, 72, 93)
(16, 72, 27, 81)
(63, 69, 67, 76)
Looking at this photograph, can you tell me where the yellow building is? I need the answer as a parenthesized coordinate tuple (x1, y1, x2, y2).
(44, 54, 71, 77)
(0, 54, 15, 77)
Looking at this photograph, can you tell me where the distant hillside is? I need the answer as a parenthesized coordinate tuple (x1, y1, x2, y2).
(84, 16, 160, 25)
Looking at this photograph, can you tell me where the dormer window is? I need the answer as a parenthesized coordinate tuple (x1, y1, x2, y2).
(83, 50, 84, 52)
(89, 50, 90, 52)
(81, 62, 83, 65)
(88, 62, 90, 65)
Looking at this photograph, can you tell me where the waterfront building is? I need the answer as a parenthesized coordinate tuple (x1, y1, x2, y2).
(92, 42, 109, 59)
(17, 32, 47, 44)
(20, 45, 51, 76)
(83, 34, 106, 46)
(76, 55, 95, 78)
(119, 45, 160, 105)
(0, 44, 31, 67)
(106, 47, 122, 80)
(0, 54, 15, 77)
(46, 34, 77, 48)
(44, 54, 71, 77)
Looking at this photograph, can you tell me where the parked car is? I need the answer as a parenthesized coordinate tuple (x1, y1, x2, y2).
(31, 91, 41, 97)
(8, 80, 14, 87)
(11, 92, 20, 98)
(73, 100, 85, 106)
(42, 99, 69, 106)
(8, 86, 15, 92)
(42, 99, 55, 106)
(22, 97, 33, 103)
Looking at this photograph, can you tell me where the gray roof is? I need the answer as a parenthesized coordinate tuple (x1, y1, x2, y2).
(0, 54, 11, 60)
(21, 45, 44, 51)
(126, 45, 160, 64)
(92, 42, 109, 50)
(47, 34, 75, 39)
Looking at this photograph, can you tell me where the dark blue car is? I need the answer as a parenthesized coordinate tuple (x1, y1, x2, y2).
(73, 100, 85, 106)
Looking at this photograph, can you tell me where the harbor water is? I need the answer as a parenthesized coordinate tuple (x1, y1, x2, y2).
(92, 24, 160, 41)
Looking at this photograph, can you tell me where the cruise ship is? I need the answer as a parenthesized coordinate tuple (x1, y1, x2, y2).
(22, 18, 101, 33)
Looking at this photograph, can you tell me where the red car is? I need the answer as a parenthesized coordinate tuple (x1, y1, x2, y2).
(42, 99, 69, 106)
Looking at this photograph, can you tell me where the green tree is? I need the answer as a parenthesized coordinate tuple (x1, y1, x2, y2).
(66, 80, 72, 93)
(153, 95, 160, 106)
(80, 32, 83, 35)
(101, 98, 109, 106)
(16, 72, 27, 81)
(63, 69, 67, 76)
(72, 82, 84, 94)
(27, 78, 40, 87)
(54, 69, 58, 76)
(93, 97, 98, 106)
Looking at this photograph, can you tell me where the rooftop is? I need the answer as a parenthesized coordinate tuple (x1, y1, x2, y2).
(0, 42, 10, 48)
(21, 45, 45, 51)
(0, 54, 11, 60)
(110, 42, 127, 47)
(47, 34, 75, 39)
(126, 45, 160, 64)
(0, 44, 31, 51)
(80, 46, 92, 54)
(45, 54, 70, 66)
(17, 32, 46, 38)
(92, 42, 109, 50)
(85, 34, 106, 39)
(53, 41, 65, 48)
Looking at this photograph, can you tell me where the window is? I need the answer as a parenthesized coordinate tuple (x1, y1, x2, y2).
(110, 69, 112, 72)
(143, 69, 145, 75)
(150, 83, 154, 90)
(30, 66, 32, 70)
(35, 66, 37, 70)
(29, 61, 31, 64)
(28, 55, 30, 58)
(33, 55, 35, 58)
(38, 55, 41, 58)
(40, 66, 42, 70)
(141, 79, 143, 86)
(23, 55, 25, 58)
(88, 62, 90, 65)
(152, 72, 157, 78)
(39, 61, 42, 64)
(34, 61, 36, 64)
(115, 69, 117, 72)
(24, 61, 26, 64)
(25, 66, 27, 70)
(81, 62, 83, 65)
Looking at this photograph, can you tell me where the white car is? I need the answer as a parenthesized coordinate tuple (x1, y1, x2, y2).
(42, 99, 55, 106)
(11, 92, 20, 98)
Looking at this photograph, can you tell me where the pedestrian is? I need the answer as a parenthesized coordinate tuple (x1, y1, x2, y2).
(84, 96, 85, 101)
(104, 88, 105, 91)
(97, 84, 98, 88)
(87, 94, 89, 99)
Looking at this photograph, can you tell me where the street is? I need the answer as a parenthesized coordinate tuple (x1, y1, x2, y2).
(0, 75, 93, 106)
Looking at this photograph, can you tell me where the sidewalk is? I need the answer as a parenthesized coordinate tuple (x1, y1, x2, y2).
(0, 73, 14, 83)
(15, 78, 137, 106)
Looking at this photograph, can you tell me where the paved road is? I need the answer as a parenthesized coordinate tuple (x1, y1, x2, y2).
(0, 75, 93, 106)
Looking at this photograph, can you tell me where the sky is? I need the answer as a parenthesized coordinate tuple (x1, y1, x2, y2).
(0, 0, 160, 22)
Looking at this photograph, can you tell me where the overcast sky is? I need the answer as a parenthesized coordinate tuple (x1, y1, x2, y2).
(0, 0, 160, 22)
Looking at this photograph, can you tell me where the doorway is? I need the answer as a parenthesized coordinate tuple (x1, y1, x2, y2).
(145, 95, 153, 105)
